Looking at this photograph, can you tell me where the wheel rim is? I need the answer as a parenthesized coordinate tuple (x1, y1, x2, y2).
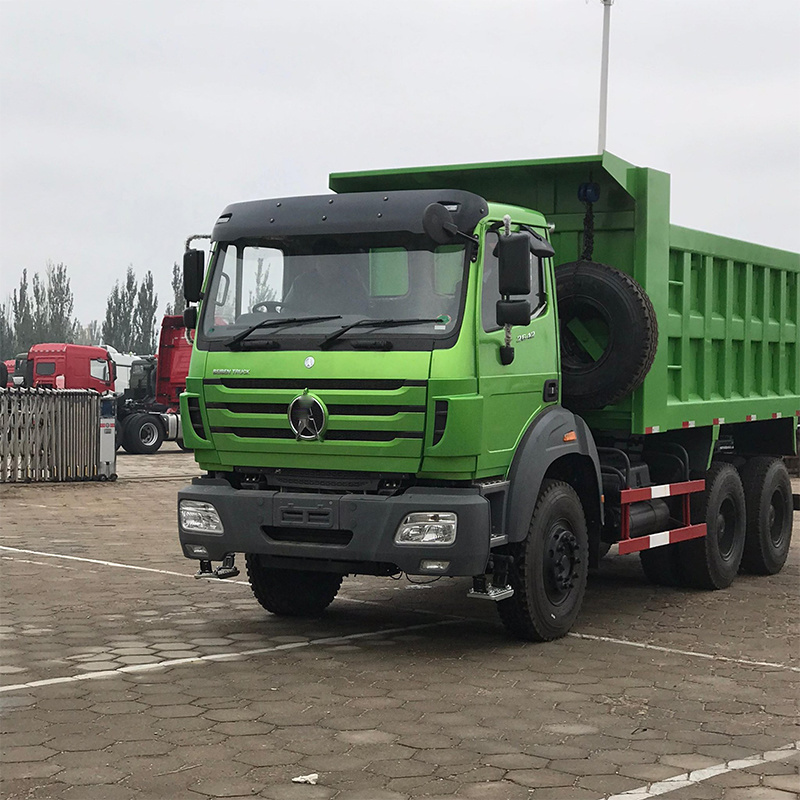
(561, 300, 612, 370)
(767, 489, 786, 548)
(139, 422, 159, 447)
(543, 522, 580, 605)
(716, 497, 737, 559)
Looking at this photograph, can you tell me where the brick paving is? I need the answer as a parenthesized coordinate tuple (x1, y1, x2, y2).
(0, 444, 798, 799)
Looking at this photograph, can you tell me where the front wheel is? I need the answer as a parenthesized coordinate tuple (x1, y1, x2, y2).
(245, 555, 342, 617)
(497, 480, 588, 641)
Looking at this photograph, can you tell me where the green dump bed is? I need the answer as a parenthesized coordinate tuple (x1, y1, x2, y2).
(330, 153, 800, 435)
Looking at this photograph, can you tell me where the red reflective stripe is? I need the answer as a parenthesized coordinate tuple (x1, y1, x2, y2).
(617, 523, 706, 555)
(620, 479, 705, 505)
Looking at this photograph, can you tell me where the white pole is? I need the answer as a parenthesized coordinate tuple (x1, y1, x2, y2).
(598, 0, 614, 154)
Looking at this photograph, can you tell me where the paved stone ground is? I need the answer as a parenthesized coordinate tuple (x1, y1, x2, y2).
(1, 443, 798, 799)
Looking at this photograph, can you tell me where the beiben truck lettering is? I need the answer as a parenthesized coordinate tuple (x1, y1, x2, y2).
(177, 153, 799, 642)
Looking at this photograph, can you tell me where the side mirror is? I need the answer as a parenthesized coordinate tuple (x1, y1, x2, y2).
(422, 203, 458, 244)
(529, 234, 555, 260)
(183, 305, 198, 331)
(496, 233, 531, 295)
(496, 300, 531, 327)
(183, 249, 205, 303)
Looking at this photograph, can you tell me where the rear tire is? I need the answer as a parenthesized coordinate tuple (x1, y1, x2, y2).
(245, 555, 342, 617)
(739, 457, 793, 575)
(123, 413, 164, 455)
(497, 480, 588, 641)
(682, 462, 745, 589)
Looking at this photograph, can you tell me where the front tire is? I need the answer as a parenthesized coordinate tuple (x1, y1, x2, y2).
(497, 480, 588, 641)
(245, 555, 342, 617)
(682, 462, 745, 589)
(739, 457, 793, 575)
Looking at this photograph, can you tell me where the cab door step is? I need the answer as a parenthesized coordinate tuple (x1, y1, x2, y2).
(467, 555, 514, 602)
(194, 554, 240, 580)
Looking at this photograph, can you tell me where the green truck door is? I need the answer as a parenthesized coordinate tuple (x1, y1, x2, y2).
(476, 227, 560, 476)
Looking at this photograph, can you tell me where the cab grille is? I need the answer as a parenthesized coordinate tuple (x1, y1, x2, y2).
(203, 377, 427, 449)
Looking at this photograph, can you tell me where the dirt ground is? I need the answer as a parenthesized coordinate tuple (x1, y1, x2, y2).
(1, 443, 798, 799)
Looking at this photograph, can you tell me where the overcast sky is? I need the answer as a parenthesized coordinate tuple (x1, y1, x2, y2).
(1, 0, 798, 324)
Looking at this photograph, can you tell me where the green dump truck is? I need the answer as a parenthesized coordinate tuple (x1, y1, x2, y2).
(178, 152, 799, 641)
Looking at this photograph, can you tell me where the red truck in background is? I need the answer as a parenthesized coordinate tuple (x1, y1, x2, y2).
(117, 315, 193, 454)
(5, 316, 193, 455)
(2, 359, 15, 387)
(15, 344, 115, 392)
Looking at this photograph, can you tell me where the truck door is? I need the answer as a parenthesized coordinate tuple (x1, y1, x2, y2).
(475, 225, 559, 475)
(89, 357, 113, 393)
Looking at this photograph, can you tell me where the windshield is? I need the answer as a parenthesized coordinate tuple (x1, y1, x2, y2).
(198, 233, 467, 350)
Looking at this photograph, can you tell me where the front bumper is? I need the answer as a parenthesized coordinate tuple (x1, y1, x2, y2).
(178, 476, 491, 576)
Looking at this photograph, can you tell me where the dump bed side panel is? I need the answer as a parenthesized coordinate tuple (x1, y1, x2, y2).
(656, 225, 799, 431)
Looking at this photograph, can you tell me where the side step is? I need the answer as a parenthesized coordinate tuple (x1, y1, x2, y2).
(468, 583, 514, 602)
(467, 555, 514, 602)
(194, 554, 240, 580)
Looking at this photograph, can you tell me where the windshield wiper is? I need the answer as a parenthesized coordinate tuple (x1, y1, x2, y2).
(224, 315, 342, 349)
(319, 317, 446, 350)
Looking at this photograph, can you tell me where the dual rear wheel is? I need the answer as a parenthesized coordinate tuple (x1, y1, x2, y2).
(120, 413, 165, 455)
(639, 458, 792, 588)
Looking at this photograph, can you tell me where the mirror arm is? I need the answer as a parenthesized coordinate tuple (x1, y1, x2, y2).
(500, 300, 515, 365)
(453, 230, 479, 245)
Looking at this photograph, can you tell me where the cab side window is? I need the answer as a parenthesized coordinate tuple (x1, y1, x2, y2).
(481, 229, 547, 333)
(90, 359, 110, 383)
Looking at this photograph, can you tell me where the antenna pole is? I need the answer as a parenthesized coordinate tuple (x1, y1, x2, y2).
(598, 0, 614, 154)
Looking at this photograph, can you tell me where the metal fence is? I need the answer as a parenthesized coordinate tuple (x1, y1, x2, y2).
(0, 388, 105, 483)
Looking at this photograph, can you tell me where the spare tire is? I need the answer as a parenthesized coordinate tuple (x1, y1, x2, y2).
(556, 260, 658, 409)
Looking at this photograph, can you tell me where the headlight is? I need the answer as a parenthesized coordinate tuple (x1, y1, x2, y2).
(394, 512, 457, 545)
(179, 500, 224, 533)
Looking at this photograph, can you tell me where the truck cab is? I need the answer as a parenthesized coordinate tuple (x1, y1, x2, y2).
(179, 189, 602, 637)
(115, 315, 193, 454)
(25, 343, 115, 392)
